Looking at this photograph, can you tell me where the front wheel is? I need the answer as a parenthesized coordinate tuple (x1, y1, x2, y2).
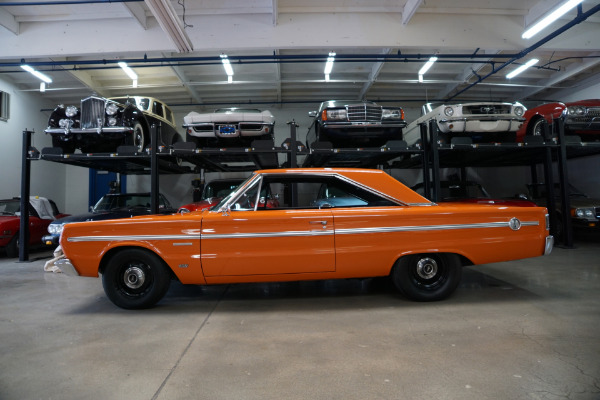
(6, 235, 19, 258)
(391, 253, 462, 301)
(102, 248, 171, 309)
(125, 122, 146, 152)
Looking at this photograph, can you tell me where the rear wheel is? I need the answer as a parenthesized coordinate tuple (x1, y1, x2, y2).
(102, 248, 171, 309)
(392, 253, 462, 301)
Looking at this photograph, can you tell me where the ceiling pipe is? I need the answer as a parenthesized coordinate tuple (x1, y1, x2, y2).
(446, 3, 600, 101)
(1, 0, 142, 5)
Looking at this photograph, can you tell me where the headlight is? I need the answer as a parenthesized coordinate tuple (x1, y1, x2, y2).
(48, 224, 64, 235)
(105, 102, 119, 116)
(444, 107, 454, 117)
(58, 119, 72, 129)
(107, 117, 117, 126)
(575, 208, 595, 218)
(514, 106, 525, 117)
(65, 106, 78, 117)
(568, 106, 585, 116)
(325, 109, 347, 121)
(382, 108, 402, 120)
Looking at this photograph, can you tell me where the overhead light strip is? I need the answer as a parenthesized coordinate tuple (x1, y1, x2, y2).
(221, 54, 234, 83)
(506, 58, 539, 79)
(522, 0, 584, 39)
(118, 61, 138, 88)
(20, 65, 52, 83)
(324, 52, 335, 81)
(418, 56, 437, 82)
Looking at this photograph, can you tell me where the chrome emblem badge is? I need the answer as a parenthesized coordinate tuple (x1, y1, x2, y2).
(508, 218, 522, 231)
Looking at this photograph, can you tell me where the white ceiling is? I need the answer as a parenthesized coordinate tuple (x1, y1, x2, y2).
(1, 0, 599, 113)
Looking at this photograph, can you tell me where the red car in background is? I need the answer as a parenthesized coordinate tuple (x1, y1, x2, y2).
(0, 196, 69, 257)
(517, 99, 600, 142)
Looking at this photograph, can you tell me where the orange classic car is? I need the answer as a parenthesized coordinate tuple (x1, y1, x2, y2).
(55, 168, 553, 309)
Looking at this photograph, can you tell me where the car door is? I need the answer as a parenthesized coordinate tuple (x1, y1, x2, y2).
(199, 177, 335, 277)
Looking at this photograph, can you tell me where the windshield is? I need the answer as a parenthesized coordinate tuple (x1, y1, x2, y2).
(92, 194, 170, 212)
(211, 175, 256, 211)
(0, 200, 20, 215)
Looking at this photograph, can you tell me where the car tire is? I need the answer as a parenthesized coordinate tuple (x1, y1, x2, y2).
(125, 122, 146, 152)
(528, 118, 549, 139)
(6, 235, 19, 258)
(102, 248, 171, 309)
(391, 253, 462, 301)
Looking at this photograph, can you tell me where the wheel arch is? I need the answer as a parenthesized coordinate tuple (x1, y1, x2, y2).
(388, 250, 473, 275)
(98, 245, 177, 281)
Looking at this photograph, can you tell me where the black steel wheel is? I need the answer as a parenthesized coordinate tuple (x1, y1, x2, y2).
(392, 253, 462, 301)
(102, 248, 171, 309)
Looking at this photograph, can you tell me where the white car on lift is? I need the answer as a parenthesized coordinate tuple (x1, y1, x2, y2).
(403, 102, 526, 146)
(183, 107, 275, 148)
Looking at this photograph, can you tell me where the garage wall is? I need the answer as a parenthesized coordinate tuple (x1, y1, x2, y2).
(0, 76, 70, 212)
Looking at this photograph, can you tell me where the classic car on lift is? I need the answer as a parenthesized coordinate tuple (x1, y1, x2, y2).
(306, 100, 406, 148)
(0, 196, 68, 257)
(53, 168, 553, 309)
(516, 99, 600, 142)
(183, 107, 275, 147)
(43, 192, 176, 247)
(45, 95, 182, 153)
(403, 102, 526, 146)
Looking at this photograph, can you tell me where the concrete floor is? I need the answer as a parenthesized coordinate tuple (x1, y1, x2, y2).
(1, 233, 599, 400)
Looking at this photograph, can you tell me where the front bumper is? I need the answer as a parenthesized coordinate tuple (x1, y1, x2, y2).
(438, 117, 524, 133)
(42, 234, 59, 246)
(55, 259, 79, 276)
(45, 127, 133, 136)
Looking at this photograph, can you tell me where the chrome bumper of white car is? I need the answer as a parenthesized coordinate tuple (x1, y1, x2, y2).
(544, 235, 554, 256)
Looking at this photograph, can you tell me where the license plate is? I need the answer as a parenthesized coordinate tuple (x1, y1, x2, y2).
(219, 125, 236, 135)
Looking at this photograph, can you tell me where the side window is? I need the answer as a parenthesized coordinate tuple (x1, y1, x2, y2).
(164, 107, 174, 124)
(153, 101, 164, 118)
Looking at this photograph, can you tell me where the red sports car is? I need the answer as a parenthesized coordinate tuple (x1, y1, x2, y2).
(517, 99, 600, 142)
(0, 197, 69, 257)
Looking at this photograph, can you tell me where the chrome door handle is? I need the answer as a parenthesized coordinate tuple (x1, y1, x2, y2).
(309, 220, 328, 225)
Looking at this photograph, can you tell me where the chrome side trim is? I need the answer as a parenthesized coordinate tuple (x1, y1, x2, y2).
(67, 234, 197, 242)
(335, 220, 539, 235)
(65, 219, 539, 243)
(202, 230, 334, 240)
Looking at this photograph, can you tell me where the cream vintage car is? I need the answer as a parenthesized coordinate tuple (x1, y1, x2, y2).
(183, 107, 275, 147)
(403, 102, 526, 145)
(54, 168, 552, 309)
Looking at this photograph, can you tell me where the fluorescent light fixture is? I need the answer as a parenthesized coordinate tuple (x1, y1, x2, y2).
(40, 82, 46, 92)
(418, 74, 424, 83)
(418, 56, 438, 76)
(506, 58, 539, 79)
(228, 76, 233, 83)
(324, 52, 336, 75)
(20, 65, 52, 83)
(145, 0, 193, 52)
(220, 54, 234, 77)
(325, 74, 330, 82)
(118, 62, 138, 80)
(522, 0, 583, 39)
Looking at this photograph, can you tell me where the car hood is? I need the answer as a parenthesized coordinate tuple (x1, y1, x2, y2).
(567, 197, 600, 208)
(0, 215, 20, 224)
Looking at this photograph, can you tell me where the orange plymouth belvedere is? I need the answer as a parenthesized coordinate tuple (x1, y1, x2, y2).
(56, 168, 553, 309)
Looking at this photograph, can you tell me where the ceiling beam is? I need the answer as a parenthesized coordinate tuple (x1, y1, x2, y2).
(516, 52, 600, 99)
(144, 0, 193, 52)
(358, 48, 391, 100)
(167, 64, 204, 104)
(437, 49, 500, 99)
(272, 0, 278, 26)
(123, 2, 148, 30)
(0, 8, 19, 35)
(402, 0, 423, 25)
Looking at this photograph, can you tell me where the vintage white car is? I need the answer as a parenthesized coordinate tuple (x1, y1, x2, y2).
(183, 107, 275, 147)
(403, 102, 526, 145)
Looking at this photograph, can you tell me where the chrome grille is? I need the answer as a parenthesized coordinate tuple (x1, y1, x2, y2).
(347, 104, 382, 121)
(463, 105, 511, 115)
(80, 97, 106, 129)
(586, 107, 600, 117)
